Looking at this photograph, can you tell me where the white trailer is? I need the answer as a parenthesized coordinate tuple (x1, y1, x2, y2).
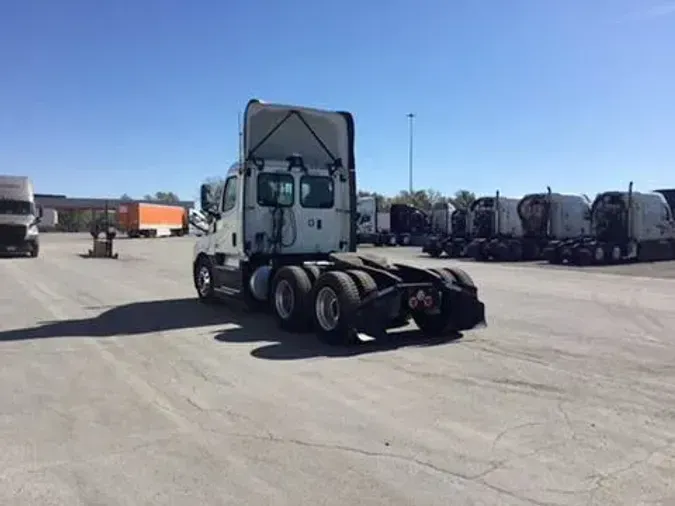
(40, 208, 59, 229)
(356, 196, 395, 246)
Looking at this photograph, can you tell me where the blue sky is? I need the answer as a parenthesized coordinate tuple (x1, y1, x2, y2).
(1, 0, 674, 202)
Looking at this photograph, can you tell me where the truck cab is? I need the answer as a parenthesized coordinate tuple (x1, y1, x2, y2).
(465, 192, 523, 261)
(0, 175, 42, 257)
(191, 100, 486, 345)
(557, 182, 675, 265)
(390, 203, 430, 246)
(516, 189, 591, 262)
(193, 100, 355, 297)
(422, 203, 470, 258)
(589, 184, 674, 263)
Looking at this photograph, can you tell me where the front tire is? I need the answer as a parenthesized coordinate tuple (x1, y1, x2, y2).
(194, 256, 216, 303)
(312, 271, 361, 346)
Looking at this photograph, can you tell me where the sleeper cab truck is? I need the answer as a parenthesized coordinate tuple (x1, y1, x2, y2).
(118, 202, 188, 238)
(422, 202, 470, 258)
(192, 99, 486, 345)
(464, 192, 524, 261)
(390, 203, 430, 246)
(0, 175, 42, 257)
(356, 195, 395, 246)
(553, 182, 675, 266)
(510, 188, 592, 262)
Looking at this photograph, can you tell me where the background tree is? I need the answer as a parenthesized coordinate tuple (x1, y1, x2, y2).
(452, 189, 476, 210)
(119, 193, 133, 201)
(153, 191, 180, 203)
(139, 191, 181, 203)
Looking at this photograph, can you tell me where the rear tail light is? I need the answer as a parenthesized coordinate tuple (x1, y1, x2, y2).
(408, 297, 419, 309)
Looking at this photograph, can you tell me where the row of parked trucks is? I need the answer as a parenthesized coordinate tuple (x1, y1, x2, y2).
(415, 184, 675, 265)
(356, 197, 432, 246)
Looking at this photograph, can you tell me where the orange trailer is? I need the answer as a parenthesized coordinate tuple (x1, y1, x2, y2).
(118, 202, 188, 238)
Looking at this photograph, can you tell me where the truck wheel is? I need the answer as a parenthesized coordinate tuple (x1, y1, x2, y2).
(271, 266, 313, 332)
(507, 241, 523, 261)
(610, 245, 622, 263)
(194, 257, 216, 303)
(303, 265, 321, 284)
(29, 244, 39, 258)
(346, 269, 377, 298)
(417, 267, 479, 336)
(577, 248, 592, 266)
(494, 242, 509, 261)
(312, 271, 361, 345)
(433, 267, 476, 291)
(411, 280, 455, 336)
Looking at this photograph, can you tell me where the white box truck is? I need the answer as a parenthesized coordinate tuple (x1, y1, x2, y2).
(0, 175, 42, 257)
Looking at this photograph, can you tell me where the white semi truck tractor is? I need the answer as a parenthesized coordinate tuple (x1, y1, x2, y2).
(549, 182, 675, 265)
(422, 202, 471, 258)
(0, 175, 42, 257)
(192, 99, 487, 345)
(464, 191, 524, 261)
(513, 188, 591, 261)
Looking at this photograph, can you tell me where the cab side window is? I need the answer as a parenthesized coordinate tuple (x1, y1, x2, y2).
(221, 176, 238, 212)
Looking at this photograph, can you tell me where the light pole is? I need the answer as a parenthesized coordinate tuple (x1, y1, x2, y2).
(407, 113, 415, 194)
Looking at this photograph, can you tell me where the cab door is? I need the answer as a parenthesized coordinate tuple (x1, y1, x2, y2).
(212, 175, 242, 292)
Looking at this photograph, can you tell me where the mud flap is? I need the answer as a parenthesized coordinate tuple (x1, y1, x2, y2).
(445, 286, 486, 331)
(353, 289, 401, 337)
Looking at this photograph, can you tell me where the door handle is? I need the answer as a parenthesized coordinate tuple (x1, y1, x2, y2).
(232, 233, 237, 246)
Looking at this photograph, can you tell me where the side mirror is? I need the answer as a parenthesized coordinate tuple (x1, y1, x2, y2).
(200, 184, 211, 211)
(200, 184, 220, 219)
(38, 205, 44, 218)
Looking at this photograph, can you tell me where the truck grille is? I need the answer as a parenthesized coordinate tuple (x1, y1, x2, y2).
(0, 224, 27, 244)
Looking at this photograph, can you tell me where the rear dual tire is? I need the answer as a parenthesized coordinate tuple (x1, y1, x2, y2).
(271, 266, 313, 332)
(312, 271, 364, 346)
(270, 267, 375, 346)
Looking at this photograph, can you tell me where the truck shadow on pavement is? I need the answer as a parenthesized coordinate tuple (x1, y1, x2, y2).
(0, 297, 463, 360)
(217, 327, 463, 361)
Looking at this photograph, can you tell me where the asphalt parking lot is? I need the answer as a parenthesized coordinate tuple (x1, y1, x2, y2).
(1, 234, 674, 505)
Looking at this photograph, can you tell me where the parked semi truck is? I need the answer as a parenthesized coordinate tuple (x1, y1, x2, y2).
(494, 188, 593, 261)
(544, 182, 675, 265)
(422, 202, 471, 258)
(192, 99, 486, 345)
(465, 192, 524, 261)
(390, 203, 430, 246)
(356, 196, 395, 246)
(0, 175, 42, 257)
(118, 202, 188, 238)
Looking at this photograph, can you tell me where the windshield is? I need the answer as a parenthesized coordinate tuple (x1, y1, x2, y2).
(451, 210, 467, 236)
(518, 195, 550, 237)
(431, 209, 448, 233)
(592, 193, 627, 242)
(0, 199, 34, 215)
(471, 199, 495, 238)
